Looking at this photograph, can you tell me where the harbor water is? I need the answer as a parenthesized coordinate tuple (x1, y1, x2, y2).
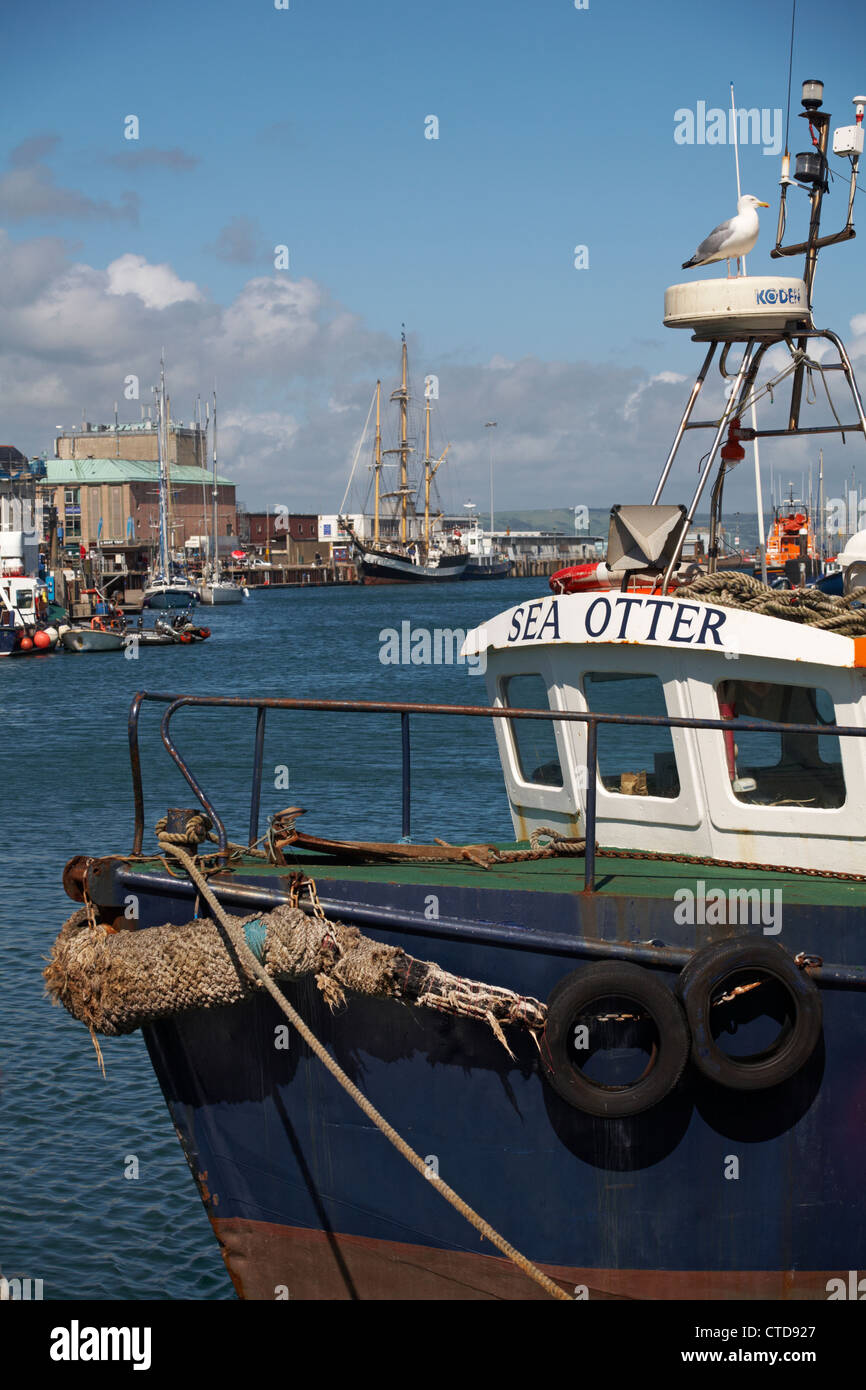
(1, 577, 553, 1300)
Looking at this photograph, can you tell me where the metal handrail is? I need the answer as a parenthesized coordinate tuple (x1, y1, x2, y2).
(128, 689, 866, 892)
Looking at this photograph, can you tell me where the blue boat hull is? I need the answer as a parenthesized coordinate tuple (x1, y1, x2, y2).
(144, 588, 200, 609)
(121, 865, 866, 1300)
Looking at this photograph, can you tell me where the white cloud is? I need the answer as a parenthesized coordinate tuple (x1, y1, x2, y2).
(2, 230, 855, 515)
(106, 253, 203, 310)
(623, 370, 687, 420)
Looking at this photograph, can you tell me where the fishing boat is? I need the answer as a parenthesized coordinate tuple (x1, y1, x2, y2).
(340, 333, 468, 583)
(460, 510, 512, 580)
(200, 391, 246, 605)
(48, 79, 866, 1302)
(0, 529, 59, 656)
(143, 361, 201, 611)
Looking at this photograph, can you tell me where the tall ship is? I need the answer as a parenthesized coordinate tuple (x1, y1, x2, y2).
(341, 334, 468, 583)
(48, 79, 866, 1302)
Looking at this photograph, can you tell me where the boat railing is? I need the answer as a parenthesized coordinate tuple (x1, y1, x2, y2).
(128, 691, 866, 892)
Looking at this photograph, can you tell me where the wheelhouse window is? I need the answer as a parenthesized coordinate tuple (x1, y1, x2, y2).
(716, 679, 845, 808)
(503, 674, 563, 787)
(583, 672, 680, 798)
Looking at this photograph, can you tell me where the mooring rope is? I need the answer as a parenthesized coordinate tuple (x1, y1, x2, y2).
(157, 836, 572, 1302)
(676, 571, 866, 634)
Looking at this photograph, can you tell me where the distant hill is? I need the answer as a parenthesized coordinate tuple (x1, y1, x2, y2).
(491, 507, 763, 551)
(491, 507, 609, 535)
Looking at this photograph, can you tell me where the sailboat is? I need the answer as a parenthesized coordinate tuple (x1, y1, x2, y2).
(143, 360, 201, 611)
(200, 390, 246, 605)
(341, 334, 468, 583)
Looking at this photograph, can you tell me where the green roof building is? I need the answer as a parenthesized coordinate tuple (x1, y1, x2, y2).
(38, 458, 237, 550)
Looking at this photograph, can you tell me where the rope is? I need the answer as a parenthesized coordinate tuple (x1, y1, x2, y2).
(487, 823, 866, 883)
(158, 836, 572, 1302)
(675, 571, 866, 635)
(337, 386, 378, 516)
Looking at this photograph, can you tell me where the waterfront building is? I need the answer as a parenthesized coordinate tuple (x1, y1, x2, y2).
(42, 419, 237, 552)
(242, 511, 322, 564)
(38, 454, 236, 553)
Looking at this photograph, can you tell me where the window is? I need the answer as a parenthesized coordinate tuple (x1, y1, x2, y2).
(503, 674, 563, 787)
(716, 680, 845, 808)
(63, 487, 81, 540)
(583, 672, 680, 798)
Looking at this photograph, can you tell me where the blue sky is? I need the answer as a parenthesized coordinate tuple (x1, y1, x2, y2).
(2, 0, 866, 511)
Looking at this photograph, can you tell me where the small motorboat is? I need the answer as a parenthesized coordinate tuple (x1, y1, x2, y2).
(132, 614, 211, 648)
(60, 619, 126, 653)
(59, 588, 128, 652)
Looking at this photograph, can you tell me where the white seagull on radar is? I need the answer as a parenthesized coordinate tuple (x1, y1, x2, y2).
(682, 194, 770, 277)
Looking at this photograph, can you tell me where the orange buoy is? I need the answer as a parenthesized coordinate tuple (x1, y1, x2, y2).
(33, 630, 52, 649)
(19, 636, 33, 651)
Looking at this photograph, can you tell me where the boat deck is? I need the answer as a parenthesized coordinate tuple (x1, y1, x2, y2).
(123, 842, 866, 907)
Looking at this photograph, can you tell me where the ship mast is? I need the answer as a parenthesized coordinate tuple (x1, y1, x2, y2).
(374, 380, 381, 545)
(165, 385, 175, 562)
(399, 332, 409, 544)
(818, 448, 825, 560)
(211, 389, 220, 584)
(383, 331, 413, 546)
(196, 396, 208, 568)
(424, 390, 432, 548)
(155, 358, 169, 579)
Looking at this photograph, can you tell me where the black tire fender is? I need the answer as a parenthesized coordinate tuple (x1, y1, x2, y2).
(676, 936, 822, 1091)
(541, 961, 691, 1119)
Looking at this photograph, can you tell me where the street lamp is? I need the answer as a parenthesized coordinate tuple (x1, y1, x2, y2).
(484, 422, 497, 534)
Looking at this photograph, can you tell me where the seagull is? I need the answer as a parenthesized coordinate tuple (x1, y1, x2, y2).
(682, 194, 770, 277)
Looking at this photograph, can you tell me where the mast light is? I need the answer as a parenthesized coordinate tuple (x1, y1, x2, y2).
(794, 149, 826, 185)
(801, 79, 824, 111)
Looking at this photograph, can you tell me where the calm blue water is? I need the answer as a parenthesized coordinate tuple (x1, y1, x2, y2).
(0, 577, 549, 1300)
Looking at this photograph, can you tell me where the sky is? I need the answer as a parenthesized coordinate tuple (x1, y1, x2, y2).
(2, 0, 866, 516)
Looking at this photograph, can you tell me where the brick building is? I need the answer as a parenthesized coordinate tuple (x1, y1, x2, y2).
(55, 420, 208, 469)
(243, 512, 322, 564)
(38, 458, 236, 551)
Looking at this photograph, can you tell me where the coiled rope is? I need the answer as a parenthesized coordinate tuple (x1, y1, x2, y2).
(157, 834, 572, 1302)
(676, 571, 866, 636)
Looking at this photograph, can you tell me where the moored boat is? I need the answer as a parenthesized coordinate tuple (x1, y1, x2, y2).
(762, 485, 821, 585)
(60, 621, 126, 653)
(199, 391, 246, 605)
(46, 77, 866, 1302)
(143, 360, 201, 610)
(0, 545, 59, 657)
(460, 514, 512, 580)
(341, 333, 468, 584)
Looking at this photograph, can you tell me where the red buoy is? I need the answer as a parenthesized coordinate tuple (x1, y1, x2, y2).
(19, 636, 33, 651)
(33, 629, 51, 649)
